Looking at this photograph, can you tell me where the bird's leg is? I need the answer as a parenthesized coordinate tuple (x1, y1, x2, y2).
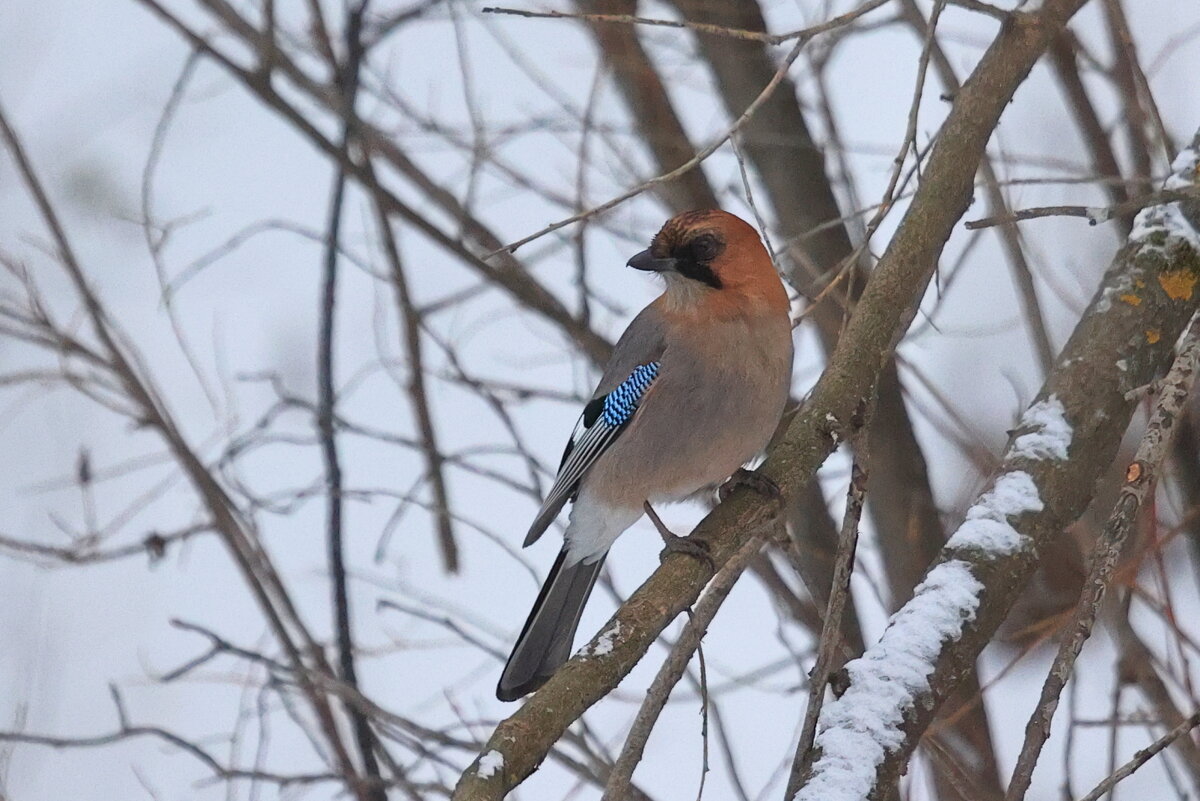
(644, 500, 714, 571)
(718, 467, 782, 504)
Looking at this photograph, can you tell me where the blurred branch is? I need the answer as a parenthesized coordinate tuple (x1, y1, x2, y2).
(578, 0, 718, 212)
(317, 2, 388, 797)
(0, 707, 345, 790)
(965, 187, 1200, 229)
(1048, 29, 1132, 232)
(901, 0, 1056, 375)
(0, 524, 213, 565)
(1103, 0, 1157, 198)
(1110, 599, 1200, 790)
(483, 0, 891, 46)
(135, 0, 615, 366)
(367, 183, 458, 572)
(787, 427, 870, 799)
(1077, 712, 1200, 801)
(485, 0, 896, 256)
(0, 95, 369, 799)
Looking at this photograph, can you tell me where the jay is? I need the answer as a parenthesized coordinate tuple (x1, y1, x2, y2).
(497, 209, 794, 702)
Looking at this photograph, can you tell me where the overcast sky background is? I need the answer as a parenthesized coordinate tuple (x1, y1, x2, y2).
(2, 1, 1200, 799)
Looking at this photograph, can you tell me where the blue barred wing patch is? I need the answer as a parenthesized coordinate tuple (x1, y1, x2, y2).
(602, 362, 659, 426)
(523, 362, 662, 547)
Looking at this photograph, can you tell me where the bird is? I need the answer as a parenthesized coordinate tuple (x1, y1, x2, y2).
(496, 209, 794, 702)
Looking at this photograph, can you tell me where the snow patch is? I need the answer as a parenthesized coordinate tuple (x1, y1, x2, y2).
(1167, 146, 1200, 191)
(585, 621, 620, 657)
(1085, 207, 1111, 225)
(946, 471, 1042, 554)
(825, 412, 842, 443)
(797, 560, 984, 801)
(1130, 144, 1200, 252)
(477, 750, 504, 779)
(1011, 396, 1073, 461)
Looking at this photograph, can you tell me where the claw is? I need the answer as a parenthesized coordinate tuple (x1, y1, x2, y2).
(659, 536, 715, 572)
(719, 468, 782, 504)
(643, 500, 715, 571)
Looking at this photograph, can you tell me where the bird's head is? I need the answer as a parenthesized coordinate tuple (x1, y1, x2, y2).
(628, 210, 787, 316)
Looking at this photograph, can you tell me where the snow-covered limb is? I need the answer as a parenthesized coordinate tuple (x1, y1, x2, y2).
(1130, 144, 1200, 252)
(791, 129, 1200, 801)
(1010, 396, 1073, 462)
(797, 561, 984, 801)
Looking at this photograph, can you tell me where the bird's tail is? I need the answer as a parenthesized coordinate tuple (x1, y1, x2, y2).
(496, 548, 606, 702)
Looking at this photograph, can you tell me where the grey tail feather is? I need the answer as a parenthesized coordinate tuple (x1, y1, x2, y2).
(497, 548, 606, 702)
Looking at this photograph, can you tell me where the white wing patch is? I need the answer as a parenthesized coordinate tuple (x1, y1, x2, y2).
(523, 362, 660, 547)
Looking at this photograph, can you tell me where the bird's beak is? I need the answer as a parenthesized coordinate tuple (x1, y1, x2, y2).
(627, 249, 677, 273)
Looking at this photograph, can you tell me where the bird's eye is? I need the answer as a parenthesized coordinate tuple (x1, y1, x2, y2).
(692, 235, 718, 261)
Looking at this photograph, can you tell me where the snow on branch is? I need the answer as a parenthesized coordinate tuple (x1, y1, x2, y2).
(791, 128, 1200, 801)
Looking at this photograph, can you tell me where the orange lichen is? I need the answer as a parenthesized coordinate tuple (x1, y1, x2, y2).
(1159, 269, 1197, 300)
(1146, 329, 1162, 344)
(1119, 293, 1142, 306)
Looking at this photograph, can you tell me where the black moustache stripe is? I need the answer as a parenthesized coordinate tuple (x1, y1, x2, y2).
(675, 258, 722, 289)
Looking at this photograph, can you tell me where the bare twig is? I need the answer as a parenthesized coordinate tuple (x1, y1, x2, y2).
(1005, 314, 1200, 801)
(366, 178, 459, 573)
(965, 188, 1199, 230)
(0, 524, 213, 565)
(482, 0, 891, 46)
(786, 415, 871, 800)
(0, 92, 364, 797)
(317, 2, 386, 796)
(484, 0, 894, 256)
(1076, 713, 1200, 801)
(600, 535, 765, 801)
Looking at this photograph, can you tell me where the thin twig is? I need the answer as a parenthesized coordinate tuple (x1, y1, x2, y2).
(1005, 314, 1200, 800)
(965, 188, 1199, 230)
(318, 2, 385, 797)
(363, 166, 459, 573)
(785, 415, 870, 800)
(484, 0, 893, 256)
(0, 87, 362, 796)
(482, 0, 890, 45)
(0, 524, 213, 565)
(731, 133, 785, 287)
(600, 535, 766, 801)
(1076, 713, 1200, 801)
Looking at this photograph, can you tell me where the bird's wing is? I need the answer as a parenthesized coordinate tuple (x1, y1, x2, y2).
(523, 361, 660, 547)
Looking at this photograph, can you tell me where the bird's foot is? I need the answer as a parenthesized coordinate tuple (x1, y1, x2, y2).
(659, 536, 714, 571)
(718, 468, 782, 504)
(644, 501, 715, 572)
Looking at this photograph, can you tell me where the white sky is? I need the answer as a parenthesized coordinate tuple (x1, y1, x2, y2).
(2, 1, 1199, 799)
